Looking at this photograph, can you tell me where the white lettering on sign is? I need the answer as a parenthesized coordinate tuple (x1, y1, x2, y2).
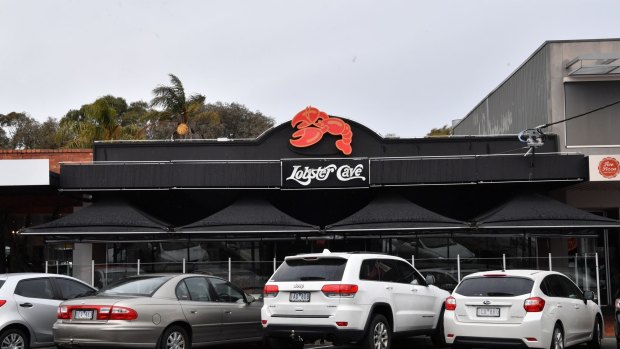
(286, 164, 366, 186)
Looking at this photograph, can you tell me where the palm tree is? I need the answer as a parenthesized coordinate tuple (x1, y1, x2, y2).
(150, 74, 209, 139)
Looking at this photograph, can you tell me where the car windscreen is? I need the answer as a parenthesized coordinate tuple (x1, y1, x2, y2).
(455, 276, 534, 297)
(271, 258, 347, 282)
(99, 276, 172, 296)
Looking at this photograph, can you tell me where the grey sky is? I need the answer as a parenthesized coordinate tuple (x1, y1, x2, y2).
(1, 0, 620, 138)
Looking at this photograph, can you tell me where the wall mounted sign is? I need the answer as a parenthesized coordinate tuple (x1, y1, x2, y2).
(289, 106, 353, 155)
(589, 155, 620, 181)
(282, 158, 369, 189)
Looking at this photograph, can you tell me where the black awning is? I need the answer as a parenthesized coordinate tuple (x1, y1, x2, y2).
(325, 194, 468, 233)
(22, 199, 170, 235)
(474, 193, 620, 229)
(176, 197, 319, 234)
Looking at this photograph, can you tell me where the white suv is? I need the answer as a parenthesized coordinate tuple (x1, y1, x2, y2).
(261, 250, 450, 349)
(444, 270, 603, 349)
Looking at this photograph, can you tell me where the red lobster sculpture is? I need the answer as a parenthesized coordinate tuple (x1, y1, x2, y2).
(289, 107, 353, 155)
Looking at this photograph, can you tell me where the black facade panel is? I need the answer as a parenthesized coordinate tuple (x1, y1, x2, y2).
(61, 163, 170, 189)
(170, 162, 281, 188)
(476, 154, 586, 182)
(370, 158, 478, 185)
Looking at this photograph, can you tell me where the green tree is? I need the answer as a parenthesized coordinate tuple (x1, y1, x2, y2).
(150, 74, 213, 139)
(0, 113, 62, 149)
(198, 102, 275, 139)
(58, 96, 146, 148)
(426, 125, 452, 136)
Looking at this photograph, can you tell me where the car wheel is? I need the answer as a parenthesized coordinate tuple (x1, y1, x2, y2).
(550, 324, 564, 349)
(0, 328, 28, 349)
(158, 325, 189, 349)
(431, 308, 446, 347)
(588, 318, 602, 349)
(360, 314, 391, 349)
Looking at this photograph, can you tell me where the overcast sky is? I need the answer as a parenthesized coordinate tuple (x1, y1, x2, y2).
(1, 0, 620, 138)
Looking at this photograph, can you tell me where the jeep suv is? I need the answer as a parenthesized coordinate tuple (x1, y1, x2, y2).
(261, 250, 450, 349)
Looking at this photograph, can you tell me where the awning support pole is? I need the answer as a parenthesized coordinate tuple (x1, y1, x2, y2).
(575, 253, 579, 285)
(273, 257, 276, 273)
(45, 260, 48, 274)
(228, 258, 232, 281)
(91, 260, 94, 286)
(137, 259, 140, 275)
(182, 258, 186, 274)
(502, 254, 506, 271)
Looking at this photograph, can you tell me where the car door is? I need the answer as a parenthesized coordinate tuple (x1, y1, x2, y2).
(545, 275, 581, 344)
(395, 260, 437, 330)
(557, 275, 593, 342)
(176, 277, 225, 344)
(378, 259, 417, 332)
(208, 277, 262, 341)
(13, 277, 59, 343)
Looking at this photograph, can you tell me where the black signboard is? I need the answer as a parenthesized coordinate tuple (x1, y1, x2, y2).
(282, 158, 370, 189)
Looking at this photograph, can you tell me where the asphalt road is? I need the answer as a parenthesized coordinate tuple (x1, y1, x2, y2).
(48, 337, 618, 349)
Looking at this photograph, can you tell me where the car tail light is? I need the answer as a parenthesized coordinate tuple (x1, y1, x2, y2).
(108, 306, 138, 320)
(261, 320, 267, 326)
(336, 321, 348, 327)
(57, 306, 70, 320)
(321, 284, 358, 298)
(524, 297, 545, 312)
(0, 300, 6, 307)
(445, 296, 456, 311)
(263, 285, 279, 298)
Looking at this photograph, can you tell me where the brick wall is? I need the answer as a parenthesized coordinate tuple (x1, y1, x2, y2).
(0, 149, 92, 174)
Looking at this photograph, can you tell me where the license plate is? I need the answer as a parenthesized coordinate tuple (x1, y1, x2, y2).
(476, 307, 500, 317)
(73, 310, 94, 320)
(289, 292, 310, 302)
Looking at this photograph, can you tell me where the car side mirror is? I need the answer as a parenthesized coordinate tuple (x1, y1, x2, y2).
(425, 274, 435, 286)
(583, 290, 595, 302)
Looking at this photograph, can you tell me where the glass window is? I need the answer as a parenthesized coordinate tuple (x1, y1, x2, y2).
(183, 277, 212, 301)
(556, 275, 583, 299)
(53, 278, 95, 299)
(271, 258, 346, 282)
(15, 278, 55, 299)
(396, 260, 425, 285)
(360, 259, 386, 281)
(176, 281, 191, 301)
(455, 276, 534, 297)
(209, 278, 245, 303)
(100, 276, 170, 296)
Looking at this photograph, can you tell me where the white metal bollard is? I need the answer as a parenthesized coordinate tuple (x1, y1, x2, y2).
(585, 254, 589, 290)
(91, 260, 94, 286)
(457, 254, 461, 283)
(137, 259, 140, 275)
(548, 253, 552, 271)
(595, 253, 600, 304)
(228, 258, 232, 281)
(45, 260, 48, 274)
(182, 258, 186, 274)
(575, 253, 579, 285)
(411, 255, 415, 268)
(273, 257, 276, 273)
(502, 254, 506, 271)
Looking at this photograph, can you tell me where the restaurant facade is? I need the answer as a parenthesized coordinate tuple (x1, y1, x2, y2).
(22, 106, 620, 305)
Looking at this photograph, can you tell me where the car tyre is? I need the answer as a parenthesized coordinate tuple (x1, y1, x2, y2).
(0, 328, 29, 349)
(431, 308, 447, 347)
(588, 318, 602, 349)
(550, 324, 564, 349)
(158, 325, 189, 349)
(360, 314, 391, 349)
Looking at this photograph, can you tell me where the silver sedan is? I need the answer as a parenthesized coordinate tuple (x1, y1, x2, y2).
(54, 273, 263, 348)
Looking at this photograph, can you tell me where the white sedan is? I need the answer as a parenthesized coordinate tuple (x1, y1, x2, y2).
(443, 270, 603, 349)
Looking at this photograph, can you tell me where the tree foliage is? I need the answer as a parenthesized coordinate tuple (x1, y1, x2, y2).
(2, 73, 275, 148)
(426, 125, 452, 136)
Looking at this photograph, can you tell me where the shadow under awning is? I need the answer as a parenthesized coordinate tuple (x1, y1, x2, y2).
(176, 197, 319, 235)
(22, 199, 170, 235)
(474, 193, 620, 229)
(325, 193, 468, 233)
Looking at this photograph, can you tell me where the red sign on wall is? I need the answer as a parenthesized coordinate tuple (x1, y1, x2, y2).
(598, 157, 620, 179)
(289, 107, 353, 155)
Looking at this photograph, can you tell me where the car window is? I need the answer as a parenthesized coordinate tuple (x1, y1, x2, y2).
(556, 275, 583, 299)
(395, 260, 426, 285)
(53, 278, 95, 299)
(183, 277, 212, 301)
(15, 278, 55, 299)
(99, 276, 170, 296)
(209, 278, 245, 303)
(455, 276, 534, 297)
(175, 280, 191, 300)
(360, 259, 386, 281)
(271, 257, 346, 282)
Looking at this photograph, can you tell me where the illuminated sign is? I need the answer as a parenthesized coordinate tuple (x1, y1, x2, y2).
(282, 158, 369, 189)
(289, 106, 353, 155)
